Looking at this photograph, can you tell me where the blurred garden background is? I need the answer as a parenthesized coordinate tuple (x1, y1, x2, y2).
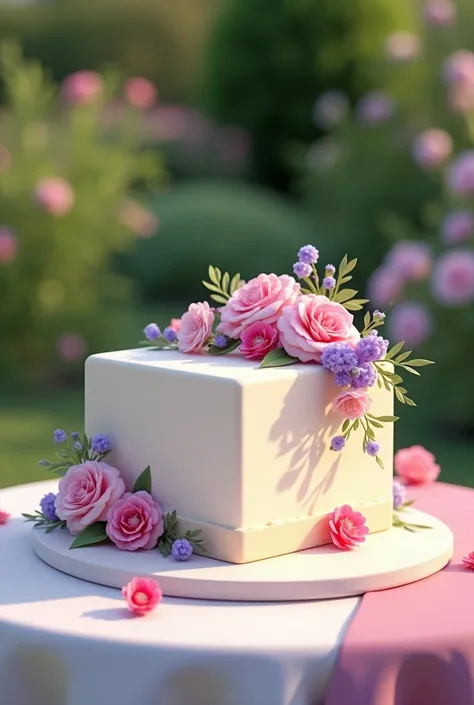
(1, 0, 473, 489)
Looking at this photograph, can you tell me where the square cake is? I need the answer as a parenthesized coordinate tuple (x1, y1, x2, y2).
(85, 348, 393, 563)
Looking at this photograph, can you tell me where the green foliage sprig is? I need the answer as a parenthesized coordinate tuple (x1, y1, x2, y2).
(22, 511, 67, 534)
(157, 510, 205, 558)
(393, 501, 433, 532)
(300, 255, 369, 311)
(202, 265, 241, 305)
(39, 432, 111, 477)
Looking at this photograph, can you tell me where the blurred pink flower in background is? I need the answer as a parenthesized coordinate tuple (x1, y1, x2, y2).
(448, 82, 474, 113)
(447, 151, 474, 198)
(0, 227, 17, 264)
(312, 91, 349, 129)
(118, 200, 158, 237)
(169, 318, 181, 332)
(443, 50, 474, 86)
(124, 77, 158, 109)
(367, 266, 403, 307)
(441, 211, 474, 244)
(424, 0, 456, 26)
(389, 301, 433, 347)
(61, 71, 103, 105)
(432, 249, 474, 305)
(356, 91, 395, 126)
(412, 128, 452, 170)
(143, 105, 192, 142)
(395, 445, 440, 484)
(216, 126, 252, 164)
(0, 145, 11, 172)
(385, 32, 421, 63)
(57, 333, 87, 362)
(386, 240, 432, 281)
(35, 177, 75, 217)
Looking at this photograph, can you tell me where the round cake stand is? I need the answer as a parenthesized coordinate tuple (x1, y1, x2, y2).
(31, 508, 454, 601)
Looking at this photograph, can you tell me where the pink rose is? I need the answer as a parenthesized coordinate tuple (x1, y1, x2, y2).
(217, 273, 300, 339)
(178, 301, 214, 353)
(328, 505, 369, 550)
(394, 445, 440, 485)
(124, 77, 158, 109)
(277, 294, 359, 363)
(34, 177, 75, 217)
(333, 388, 371, 420)
(55, 461, 125, 534)
(0, 509, 10, 525)
(106, 491, 164, 551)
(461, 552, 474, 570)
(61, 71, 103, 105)
(0, 227, 17, 264)
(122, 576, 162, 616)
(240, 321, 279, 361)
(169, 318, 181, 332)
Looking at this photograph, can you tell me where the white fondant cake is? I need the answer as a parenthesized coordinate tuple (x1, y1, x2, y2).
(85, 348, 393, 563)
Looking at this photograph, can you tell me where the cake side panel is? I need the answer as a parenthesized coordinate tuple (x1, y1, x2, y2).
(84, 355, 243, 527)
(241, 369, 393, 528)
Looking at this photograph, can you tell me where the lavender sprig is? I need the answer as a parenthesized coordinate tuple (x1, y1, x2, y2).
(38, 431, 112, 477)
(22, 510, 67, 533)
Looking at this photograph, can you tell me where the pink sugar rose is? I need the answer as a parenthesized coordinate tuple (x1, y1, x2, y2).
(333, 388, 371, 420)
(122, 576, 162, 616)
(124, 77, 158, 109)
(55, 461, 126, 534)
(106, 491, 164, 551)
(217, 273, 300, 339)
(0, 509, 10, 525)
(178, 301, 214, 353)
(277, 294, 359, 363)
(61, 71, 103, 105)
(328, 505, 369, 550)
(34, 177, 74, 217)
(461, 552, 474, 570)
(394, 445, 440, 485)
(240, 321, 279, 361)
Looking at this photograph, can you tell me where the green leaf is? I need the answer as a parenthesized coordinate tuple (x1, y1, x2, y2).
(133, 465, 152, 494)
(334, 289, 358, 303)
(260, 349, 299, 368)
(343, 299, 368, 311)
(395, 350, 412, 363)
(342, 419, 350, 433)
(353, 418, 359, 431)
(377, 377, 382, 389)
(208, 265, 220, 286)
(202, 280, 223, 295)
(369, 420, 383, 428)
(405, 397, 417, 407)
(364, 311, 371, 329)
(210, 294, 229, 305)
(385, 341, 405, 360)
(338, 254, 348, 276)
(207, 338, 241, 356)
(339, 275, 353, 285)
(401, 365, 420, 376)
(395, 387, 406, 403)
(70, 522, 108, 549)
(406, 359, 435, 367)
(221, 272, 230, 294)
(342, 257, 357, 276)
(375, 455, 384, 469)
(158, 538, 172, 558)
(229, 272, 241, 294)
(376, 415, 400, 422)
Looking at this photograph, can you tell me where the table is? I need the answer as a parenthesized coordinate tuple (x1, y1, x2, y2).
(0, 480, 359, 705)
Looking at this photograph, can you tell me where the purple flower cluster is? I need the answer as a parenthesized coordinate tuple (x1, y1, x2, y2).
(40, 492, 59, 521)
(321, 343, 358, 374)
(91, 434, 112, 455)
(53, 429, 67, 444)
(331, 435, 346, 451)
(351, 363, 377, 389)
(365, 441, 380, 457)
(298, 245, 319, 264)
(355, 332, 389, 364)
(392, 479, 407, 510)
(171, 538, 193, 561)
(144, 323, 161, 342)
(163, 327, 178, 343)
(293, 261, 312, 279)
(214, 334, 228, 349)
(322, 334, 387, 391)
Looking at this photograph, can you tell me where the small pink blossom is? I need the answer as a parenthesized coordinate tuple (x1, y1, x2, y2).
(444, 50, 474, 86)
(61, 71, 103, 105)
(57, 333, 86, 362)
(35, 177, 74, 217)
(118, 200, 158, 237)
(385, 32, 421, 63)
(389, 302, 432, 347)
(412, 128, 452, 170)
(240, 321, 279, 361)
(0, 509, 10, 525)
(122, 577, 162, 616)
(55, 461, 126, 534)
(386, 240, 432, 281)
(448, 82, 474, 114)
(169, 318, 181, 332)
(218, 273, 300, 339)
(332, 388, 371, 420)
(432, 249, 474, 305)
(394, 445, 440, 485)
(106, 491, 164, 551)
(461, 552, 474, 570)
(441, 211, 474, 244)
(328, 505, 369, 550)
(424, 0, 456, 26)
(447, 151, 474, 198)
(0, 227, 17, 264)
(278, 295, 359, 363)
(367, 266, 404, 307)
(356, 91, 395, 126)
(124, 77, 158, 109)
(178, 301, 214, 354)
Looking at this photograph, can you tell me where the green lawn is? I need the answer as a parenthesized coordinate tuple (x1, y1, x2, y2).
(0, 387, 473, 490)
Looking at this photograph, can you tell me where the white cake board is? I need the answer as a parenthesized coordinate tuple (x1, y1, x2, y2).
(31, 509, 453, 602)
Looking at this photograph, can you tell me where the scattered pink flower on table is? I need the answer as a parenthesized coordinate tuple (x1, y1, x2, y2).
(447, 151, 474, 198)
(277, 295, 359, 364)
(124, 77, 158, 109)
(106, 491, 164, 551)
(240, 321, 279, 361)
(332, 388, 371, 420)
(178, 301, 214, 354)
(34, 177, 74, 217)
(217, 273, 300, 339)
(432, 249, 474, 305)
(0, 227, 17, 264)
(328, 505, 369, 550)
(0, 509, 10, 525)
(412, 129, 452, 170)
(424, 0, 456, 26)
(394, 445, 440, 485)
(122, 577, 162, 616)
(389, 302, 432, 347)
(442, 211, 474, 244)
(443, 51, 474, 86)
(385, 32, 421, 63)
(57, 333, 86, 362)
(55, 461, 126, 534)
(461, 552, 474, 570)
(386, 240, 432, 282)
(61, 71, 103, 105)
(367, 267, 403, 307)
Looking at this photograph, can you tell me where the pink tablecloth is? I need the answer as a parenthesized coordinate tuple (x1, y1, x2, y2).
(326, 482, 474, 705)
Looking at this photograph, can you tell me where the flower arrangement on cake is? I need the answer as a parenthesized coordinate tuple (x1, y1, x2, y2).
(142, 245, 434, 470)
(23, 431, 204, 559)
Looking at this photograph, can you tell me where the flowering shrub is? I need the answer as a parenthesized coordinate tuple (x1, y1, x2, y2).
(0, 43, 163, 385)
